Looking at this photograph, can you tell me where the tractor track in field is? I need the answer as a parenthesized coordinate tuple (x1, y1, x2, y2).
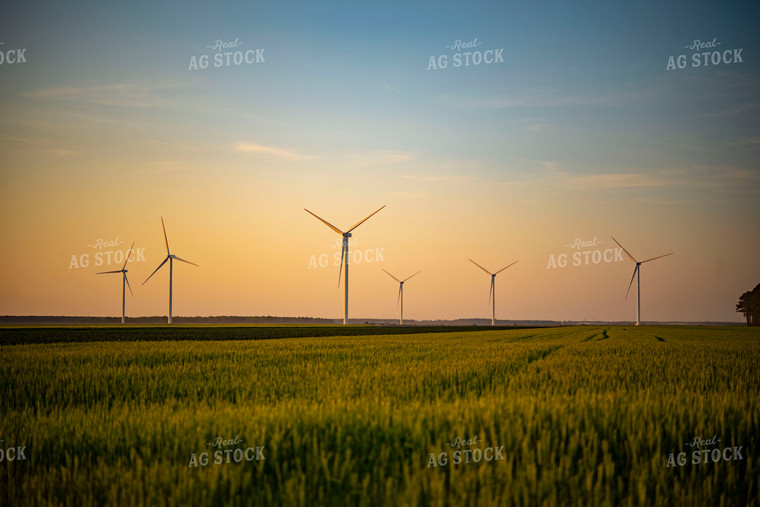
(580, 327, 610, 342)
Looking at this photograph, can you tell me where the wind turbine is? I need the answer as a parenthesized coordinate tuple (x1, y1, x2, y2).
(469, 259, 518, 326)
(304, 205, 385, 325)
(97, 241, 135, 324)
(142, 217, 198, 324)
(382, 269, 421, 325)
(611, 237, 673, 326)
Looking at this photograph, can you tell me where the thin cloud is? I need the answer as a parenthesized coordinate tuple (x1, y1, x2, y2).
(526, 121, 559, 133)
(545, 162, 679, 190)
(0, 136, 43, 146)
(685, 165, 760, 191)
(727, 136, 760, 147)
(560, 172, 676, 190)
(510, 160, 678, 192)
(519, 161, 759, 194)
(532, 160, 561, 172)
(235, 142, 321, 161)
(452, 87, 659, 111)
(22, 82, 182, 108)
(0, 136, 76, 157)
(707, 102, 759, 118)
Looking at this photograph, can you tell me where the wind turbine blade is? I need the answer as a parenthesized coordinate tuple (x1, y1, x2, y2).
(346, 205, 386, 233)
(382, 268, 401, 283)
(122, 241, 135, 270)
(173, 256, 199, 267)
(402, 271, 422, 282)
(489, 277, 494, 304)
(611, 236, 637, 263)
(337, 242, 345, 288)
(641, 252, 674, 263)
(304, 209, 344, 235)
(469, 259, 492, 275)
(96, 270, 122, 275)
(161, 217, 170, 255)
(397, 285, 402, 307)
(124, 273, 134, 297)
(142, 257, 169, 285)
(625, 265, 638, 300)
(495, 261, 518, 275)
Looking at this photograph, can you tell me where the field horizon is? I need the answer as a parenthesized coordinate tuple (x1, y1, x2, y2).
(0, 314, 748, 328)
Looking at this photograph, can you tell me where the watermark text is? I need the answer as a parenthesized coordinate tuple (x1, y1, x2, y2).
(0, 43, 27, 65)
(68, 236, 146, 269)
(189, 38, 265, 71)
(665, 434, 745, 467)
(307, 238, 385, 269)
(0, 441, 27, 463)
(666, 37, 743, 70)
(188, 435, 265, 468)
(428, 37, 504, 71)
(547, 237, 624, 269)
(428, 434, 504, 467)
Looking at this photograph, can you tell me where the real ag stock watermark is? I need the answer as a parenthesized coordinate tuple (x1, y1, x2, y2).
(0, 42, 27, 65)
(188, 435, 265, 468)
(188, 37, 265, 71)
(68, 236, 146, 270)
(307, 237, 385, 270)
(427, 37, 504, 71)
(0, 440, 28, 463)
(546, 237, 625, 269)
(666, 37, 743, 71)
(665, 434, 745, 468)
(427, 435, 504, 468)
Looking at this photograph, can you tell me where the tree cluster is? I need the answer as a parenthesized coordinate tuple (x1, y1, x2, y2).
(736, 283, 760, 326)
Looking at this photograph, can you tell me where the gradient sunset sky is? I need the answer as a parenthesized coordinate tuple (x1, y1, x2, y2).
(1, 0, 758, 322)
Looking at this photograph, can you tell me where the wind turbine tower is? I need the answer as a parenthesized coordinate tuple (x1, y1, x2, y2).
(142, 217, 198, 324)
(305, 205, 385, 325)
(469, 259, 518, 326)
(97, 241, 135, 324)
(382, 269, 421, 325)
(611, 237, 673, 326)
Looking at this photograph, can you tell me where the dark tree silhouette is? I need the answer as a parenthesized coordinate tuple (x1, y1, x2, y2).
(736, 283, 760, 326)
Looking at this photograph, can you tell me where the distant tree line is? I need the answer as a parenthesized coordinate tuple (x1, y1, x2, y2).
(736, 283, 760, 326)
(0, 315, 337, 325)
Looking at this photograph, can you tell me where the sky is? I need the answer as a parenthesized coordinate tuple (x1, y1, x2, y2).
(0, 0, 758, 323)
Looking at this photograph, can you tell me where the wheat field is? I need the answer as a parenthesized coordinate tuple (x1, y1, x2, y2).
(0, 325, 758, 505)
